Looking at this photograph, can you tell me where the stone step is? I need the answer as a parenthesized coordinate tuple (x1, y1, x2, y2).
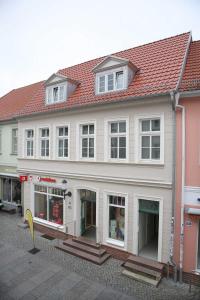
(72, 237, 100, 249)
(63, 239, 106, 257)
(55, 244, 110, 265)
(123, 261, 161, 280)
(1, 205, 16, 214)
(127, 255, 164, 273)
(122, 269, 161, 287)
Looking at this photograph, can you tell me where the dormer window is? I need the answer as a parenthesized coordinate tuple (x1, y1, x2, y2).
(46, 84, 66, 104)
(45, 73, 79, 105)
(93, 55, 138, 96)
(98, 70, 124, 94)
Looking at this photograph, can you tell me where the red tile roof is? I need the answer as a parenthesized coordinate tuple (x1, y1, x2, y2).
(0, 32, 191, 120)
(180, 40, 200, 92)
(0, 81, 43, 121)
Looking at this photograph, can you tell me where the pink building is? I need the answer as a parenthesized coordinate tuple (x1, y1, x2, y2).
(175, 40, 200, 282)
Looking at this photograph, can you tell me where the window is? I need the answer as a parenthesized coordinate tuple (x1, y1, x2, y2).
(0, 129, 1, 153)
(2, 178, 21, 204)
(109, 121, 126, 159)
(108, 195, 125, 244)
(25, 129, 34, 157)
(46, 85, 66, 104)
(40, 128, 49, 157)
(80, 124, 95, 159)
(12, 128, 18, 154)
(34, 185, 64, 225)
(57, 126, 68, 158)
(97, 70, 124, 93)
(140, 119, 160, 160)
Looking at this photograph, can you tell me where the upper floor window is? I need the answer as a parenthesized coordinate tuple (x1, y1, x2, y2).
(80, 124, 95, 159)
(25, 129, 34, 157)
(57, 126, 69, 158)
(97, 70, 124, 94)
(12, 128, 18, 155)
(46, 85, 66, 105)
(40, 128, 49, 157)
(109, 121, 126, 159)
(140, 119, 161, 160)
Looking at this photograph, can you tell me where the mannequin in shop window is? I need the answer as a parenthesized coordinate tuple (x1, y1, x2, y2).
(49, 197, 63, 225)
(115, 207, 125, 241)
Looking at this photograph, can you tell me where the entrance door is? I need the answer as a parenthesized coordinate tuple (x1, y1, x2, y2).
(80, 190, 96, 241)
(138, 199, 159, 261)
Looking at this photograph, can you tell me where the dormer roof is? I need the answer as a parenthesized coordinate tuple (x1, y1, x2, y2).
(45, 73, 79, 86)
(92, 55, 138, 73)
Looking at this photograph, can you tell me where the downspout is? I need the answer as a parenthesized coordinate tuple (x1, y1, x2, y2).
(169, 91, 178, 282)
(175, 93, 185, 284)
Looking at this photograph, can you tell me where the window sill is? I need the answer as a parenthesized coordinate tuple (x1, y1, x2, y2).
(106, 238, 125, 249)
(96, 88, 127, 96)
(137, 160, 164, 165)
(34, 217, 64, 230)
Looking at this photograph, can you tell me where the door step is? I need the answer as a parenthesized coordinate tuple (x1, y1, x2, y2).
(122, 255, 164, 287)
(72, 237, 100, 249)
(0, 203, 16, 214)
(55, 238, 110, 265)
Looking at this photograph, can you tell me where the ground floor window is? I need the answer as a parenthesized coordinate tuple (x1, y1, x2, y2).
(108, 195, 125, 244)
(34, 185, 64, 225)
(2, 177, 21, 204)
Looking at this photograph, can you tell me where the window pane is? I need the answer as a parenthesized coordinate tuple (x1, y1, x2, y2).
(58, 139, 63, 157)
(12, 180, 21, 204)
(53, 87, 58, 101)
(27, 130, 33, 138)
(119, 122, 126, 133)
(82, 138, 88, 148)
(151, 119, 160, 131)
(108, 74, 114, 91)
(141, 120, 150, 132)
(99, 76, 105, 93)
(109, 206, 125, 241)
(119, 148, 126, 159)
(41, 129, 49, 137)
(111, 148, 117, 158)
(64, 127, 68, 136)
(111, 122, 118, 133)
(152, 136, 160, 148)
(34, 193, 47, 220)
(64, 139, 68, 157)
(142, 148, 150, 159)
(59, 86, 64, 101)
(46, 140, 49, 156)
(89, 147, 94, 158)
(116, 71, 124, 89)
(82, 125, 88, 135)
(89, 124, 94, 134)
(119, 137, 126, 147)
(82, 147, 88, 157)
(142, 136, 150, 147)
(152, 148, 160, 159)
(49, 197, 63, 225)
(111, 137, 118, 147)
(89, 138, 94, 147)
(35, 185, 47, 193)
(59, 127, 64, 136)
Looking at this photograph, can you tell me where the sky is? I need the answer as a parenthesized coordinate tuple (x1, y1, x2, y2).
(0, 0, 200, 97)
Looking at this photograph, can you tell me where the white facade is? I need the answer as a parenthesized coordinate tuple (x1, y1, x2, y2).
(18, 96, 174, 263)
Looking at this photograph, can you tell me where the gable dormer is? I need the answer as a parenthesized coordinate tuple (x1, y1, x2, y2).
(45, 73, 79, 105)
(93, 55, 138, 95)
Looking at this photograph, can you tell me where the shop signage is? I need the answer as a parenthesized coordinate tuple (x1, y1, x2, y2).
(40, 177, 56, 183)
(20, 175, 28, 182)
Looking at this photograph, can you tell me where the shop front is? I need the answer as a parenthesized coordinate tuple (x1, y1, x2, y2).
(0, 176, 21, 205)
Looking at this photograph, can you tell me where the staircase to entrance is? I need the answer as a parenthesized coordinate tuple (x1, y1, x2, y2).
(55, 237, 111, 265)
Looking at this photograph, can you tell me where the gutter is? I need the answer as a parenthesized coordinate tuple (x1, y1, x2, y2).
(175, 92, 185, 284)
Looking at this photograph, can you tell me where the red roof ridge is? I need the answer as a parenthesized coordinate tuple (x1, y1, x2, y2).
(58, 31, 191, 73)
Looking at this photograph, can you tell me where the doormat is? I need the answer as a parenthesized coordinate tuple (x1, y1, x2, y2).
(41, 234, 55, 240)
(28, 248, 40, 254)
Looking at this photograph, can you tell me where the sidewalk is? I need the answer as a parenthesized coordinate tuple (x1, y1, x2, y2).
(0, 213, 199, 300)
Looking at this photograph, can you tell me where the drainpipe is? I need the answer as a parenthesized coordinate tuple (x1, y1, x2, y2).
(169, 92, 178, 282)
(175, 93, 185, 284)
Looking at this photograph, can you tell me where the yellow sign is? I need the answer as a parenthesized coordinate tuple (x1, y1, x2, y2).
(25, 209, 35, 245)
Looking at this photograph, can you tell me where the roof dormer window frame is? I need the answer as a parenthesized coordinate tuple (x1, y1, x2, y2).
(45, 83, 67, 105)
(96, 67, 126, 95)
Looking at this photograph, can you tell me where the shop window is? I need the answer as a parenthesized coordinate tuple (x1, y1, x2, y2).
(108, 195, 125, 244)
(34, 185, 63, 225)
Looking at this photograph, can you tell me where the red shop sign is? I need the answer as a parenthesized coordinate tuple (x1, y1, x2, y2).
(40, 177, 56, 183)
(20, 175, 28, 182)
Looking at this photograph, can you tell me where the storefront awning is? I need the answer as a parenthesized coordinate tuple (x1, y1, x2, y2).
(185, 208, 200, 215)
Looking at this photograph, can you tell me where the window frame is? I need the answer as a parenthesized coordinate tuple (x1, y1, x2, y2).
(105, 117, 129, 163)
(103, 191, 128, 249)
(96, 67, 126, 94)
(39, 127, 50, 159)
(134, 114, 164, 164)
(77, 121, 96, 161)
(11, 128, 18, 155)
(45, 83, 67, 105)
(25, 129, 34, 158)
(56, 125, 70, 160)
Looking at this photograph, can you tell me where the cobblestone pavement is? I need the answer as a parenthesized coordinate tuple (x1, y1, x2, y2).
(0, 213, 200, 300)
